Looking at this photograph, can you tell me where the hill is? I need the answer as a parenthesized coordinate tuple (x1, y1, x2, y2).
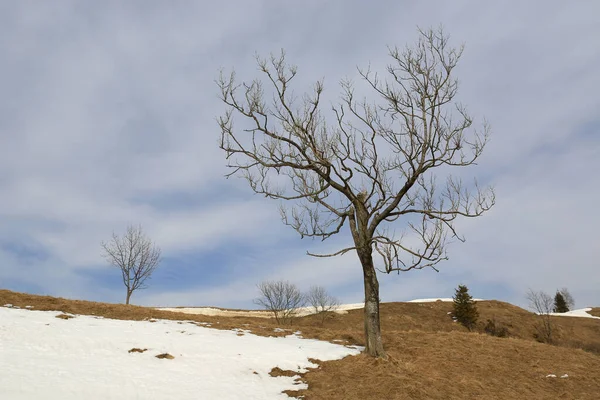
(1, 289, 600, 399)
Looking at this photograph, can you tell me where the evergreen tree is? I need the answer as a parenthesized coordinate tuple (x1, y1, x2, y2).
(452, 284, 479, 331)
(553, 291, 569, 313)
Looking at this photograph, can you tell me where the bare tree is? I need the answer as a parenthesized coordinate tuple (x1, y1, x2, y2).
(526, 289, 555, 343)
(558, 287, 575, 310)
(306, 285, 340, 324)
(218, 27, 495, 357)
(254, 280, 306, 324)
(101, 224, 162, 305)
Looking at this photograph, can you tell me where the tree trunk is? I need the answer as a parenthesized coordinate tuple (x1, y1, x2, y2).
(126, 290, 132, 305)
(359, 249, 386, 358)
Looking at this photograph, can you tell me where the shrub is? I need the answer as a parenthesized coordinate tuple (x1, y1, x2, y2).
(306, 286, 340, 325)
(254, 280, 306, 325)
(452, 284, 479, 331)
(526, 289, 555, 344)
(553, 291, 569, 313)
(558, 287, 575, 310)
(483, 318, 509, 338)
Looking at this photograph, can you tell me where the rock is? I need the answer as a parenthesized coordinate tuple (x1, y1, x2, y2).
(155, 353, 174, 360)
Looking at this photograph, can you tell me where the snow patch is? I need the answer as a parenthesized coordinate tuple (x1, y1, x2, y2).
(407, 298, 484, 303)
(0, 307, 361, 399)
(548, 308, 600, 320)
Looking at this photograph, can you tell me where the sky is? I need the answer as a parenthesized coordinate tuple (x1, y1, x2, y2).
(1, 1, 598, 309)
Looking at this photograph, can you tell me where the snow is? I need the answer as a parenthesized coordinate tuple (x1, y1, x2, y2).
(548, 308, 600, 320)
(158, 299, 496, 319)
(156, 303, 366, 317)
(0, 307, 361, 400)
(407, 298, 484, 303)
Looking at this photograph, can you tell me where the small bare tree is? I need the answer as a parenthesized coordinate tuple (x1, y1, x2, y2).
(306, 285, 340, 324)
(558, 287, 575, 310)
(526, 289, 555, 344)
(101, 224, 161, 305)
(254, 280, 306, 324)
(218, 27, 494, 357)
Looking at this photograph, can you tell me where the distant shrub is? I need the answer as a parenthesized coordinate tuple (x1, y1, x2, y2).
(452, 284, 479, 331)
(553, 291, 569, 313)
(305, 286, 340, 325)
(563, 340, 600, 356)
(578, 342, 600, 356)
(483, 318, 509, 338)
(254, 280, 306, 325)
(526, 289, 555, 344)
(558, 287, 575, 310)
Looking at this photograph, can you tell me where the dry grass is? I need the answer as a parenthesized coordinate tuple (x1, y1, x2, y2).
(589, 308, 600, 317)
(2, 289, 600, 399)
(128, 348, 148, 353)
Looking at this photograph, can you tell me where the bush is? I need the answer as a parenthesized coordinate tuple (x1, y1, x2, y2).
(553, 291, 569, 313)
(306, 286, 340, 325)
(254, 280, 305, 325)
(527, 289, 555, 343)
(558, 287, 575, 310)
(452, 284, 479, 331)
(483, 319, 509, 338)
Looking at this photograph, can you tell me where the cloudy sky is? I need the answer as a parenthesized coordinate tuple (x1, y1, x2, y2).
(1, 1, 598, 309)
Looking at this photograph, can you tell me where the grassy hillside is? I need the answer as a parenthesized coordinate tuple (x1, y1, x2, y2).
(2, 289, 600, 399)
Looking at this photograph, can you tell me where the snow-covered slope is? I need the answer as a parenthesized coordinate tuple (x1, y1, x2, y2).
(0, 306, 361, 400)
(549, 308, 600, 320)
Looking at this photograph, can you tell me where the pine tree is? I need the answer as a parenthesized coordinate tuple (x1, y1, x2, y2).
(553, 291, 569, 313)
(452, 284, 479, 331)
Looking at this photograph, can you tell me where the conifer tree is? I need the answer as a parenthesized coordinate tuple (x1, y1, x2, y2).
(553, 291, 569, 313)
(452, 284, 479, 331)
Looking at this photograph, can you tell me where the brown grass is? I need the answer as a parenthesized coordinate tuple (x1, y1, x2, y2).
(128, 348, 148, 353)
(589, 308, 600, 317)
(2, 289, 600, 399)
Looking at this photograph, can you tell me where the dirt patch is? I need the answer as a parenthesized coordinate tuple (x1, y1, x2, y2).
(155, 353, 174, 360)
(269, 367, 301, 378)
(55, 313, 74, 320)
(128, 348, 148, 353)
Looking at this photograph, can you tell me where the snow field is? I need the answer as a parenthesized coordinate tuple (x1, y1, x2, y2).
(0, 307, 361, 400)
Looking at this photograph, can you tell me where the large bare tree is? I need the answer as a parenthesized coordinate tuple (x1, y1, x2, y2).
(217, 27, 495, 357)
(101, 224, 162, 305)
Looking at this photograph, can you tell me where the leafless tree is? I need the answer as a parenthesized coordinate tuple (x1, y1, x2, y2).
(218, 27, 495, 357)
(254, 280, 306, 324)
(101, 224, 162, 305)
(306, 285, 340, 324)
(526, 289, 555, 344)
(558, 287, 575, 310)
